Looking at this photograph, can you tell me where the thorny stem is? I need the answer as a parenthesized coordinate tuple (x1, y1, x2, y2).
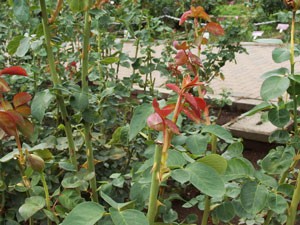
(81, 3, 98, 202)
(147, 94, 183, 224)
(39, 0, 78, 168)
(147, 145, 163, 225)
(286, 10, 300, 225)
(40, 172, 51, 225)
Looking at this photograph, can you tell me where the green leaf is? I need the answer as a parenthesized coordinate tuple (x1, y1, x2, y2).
(171, 169, 190, 184)
(100, 191, 135, 210)
(267, 193, 288, 214)
(167, 149, 186, 168)
(15, 36, 30, 57)
(185, 134, 208, 155)
(272, 47, 290, 63)
(70, 91, 89, 112)
(222, 142, 244, 159)
(214, 201, 235, 222)
(260, 76, 290, 101)
(82, 108, 100, 123)
(100, 57, 119, 65)
(129, 103, 153, 141)
(67, 0, 90, 12)
(185, 162, 225, 197)
(109, 208, 149, 225)
(108, 125, 129, 145)
(19, 196, 45, 221)
(224, 158, 254, 181)
(58, 189, 84, 210)
(269, 130, 290, 144)
(242, 102, 272, 117)
(13, 0, 30, 23)
(268, 108, 290, 128)
(198, 154, 227, 174)
(261, 146, 295, 174)
(202, 125, 233, 143)
(289, 74, 300, 84)
(61, 202, 105, 225)
(31, 90, 55, 122)
(240, 181, 268, 214)
(7, 35, 23, 55)
(261, 67, 289, 79)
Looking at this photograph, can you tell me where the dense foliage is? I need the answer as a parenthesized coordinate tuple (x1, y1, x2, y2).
(1, 0, 300, 225)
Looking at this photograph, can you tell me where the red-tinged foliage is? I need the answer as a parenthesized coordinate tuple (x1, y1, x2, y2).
(166, 83, 181, 94)
(167, 64, 182, 77)
(13, 92, 32, 108)
(205, 22, 225, 36)
(148, 99, 180, 134)
(15, 105, 31, 117)
(181, 106, 201, 124)
(0, 78, 11, 92)
(152, 99, 174, 118)
(179, 10, 191, 25)
(0, 111, 18, 137)
(190, 6, 211, 21)
(181, 75, 202, 92)
(173, 41, 189, 51)
(179, 6, 211, 25)
(188, 52, 202, 67)
(0, 66, 28, 77)
(175, 50, 188, 66)
(0, 101, 13, 110)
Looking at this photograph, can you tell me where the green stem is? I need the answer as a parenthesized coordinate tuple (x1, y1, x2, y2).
(287, 10, 300, 225)
(83, 123, 98, 202)
(290, 10, 298, 136)
(287, 171, 300, 225)
(40, 172, 51, 225)
(263, 211, 274, 225)
(201, 196, 211, 225)
(81, 4, 98, 202)
(147, 145, 163, 225)
(39, 0, 78, 168)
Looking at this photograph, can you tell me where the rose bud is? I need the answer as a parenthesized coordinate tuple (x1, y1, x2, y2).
(27, 154, 45, 172)
(147, 113, 164, 131)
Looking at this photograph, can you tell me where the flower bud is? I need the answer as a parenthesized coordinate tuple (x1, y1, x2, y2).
(27, 154, 45, 172)
(147, 113, 164, 131)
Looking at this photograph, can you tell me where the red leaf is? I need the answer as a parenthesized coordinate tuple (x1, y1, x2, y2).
(195, 97, 206, 110)
(13, 92, 32, 107)
(0, 77, 10, 92)
(15, 105, 31, 117)
(175, 50, 188, 66)
(181, 107, 201, 124)
(166, 83, 181, 94)
(160, 104, 176, 117)
(0, 111, 17, 137)
(173, 41, 189, 50)
(152, 99, 174, 118)
(165, 119, 180, 135)
(0, 66, 28, 76)
(179, 10, 191, 25)
(190, 6, 210, 21)
(205, 22, 225, 36)
(0, 101, 13, 110)
(188, 52, 202, 67)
